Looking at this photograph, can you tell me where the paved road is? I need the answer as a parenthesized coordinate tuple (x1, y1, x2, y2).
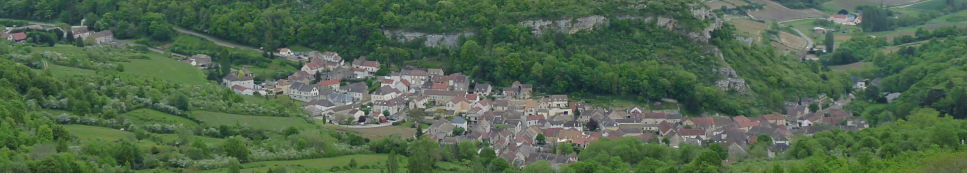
(172, 26, 263, 52)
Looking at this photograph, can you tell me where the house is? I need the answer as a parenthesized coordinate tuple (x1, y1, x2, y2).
(277, 48, 294, 57)
(428, 68, 445, 76)
(473, 83, 492, 96)
(733, 116, 759, 131)
(401, 69, 429, 86)
(372, 86, 401, 101)
(446, 96, 472, 114)
(222, 69, 255, 89)
(677, 129, 706, 139)
(342, 82, 368, 101)
(289, 82, 321, 102)
(503, 81, 533, 99)
(189, 54, 212, 69)
(760, 114, 787, 126)
(352, 58, 380, 73)
(828, 10, 862, 26)
(373, 97, 405, 116)
(231, 85, 255, 95)
(452, 117, 469, 130)
(70, 26, 90, 39)
(353, 68, 371, 79)
(92, 30, 114, 45)
(684, 117, 715, 129)
(305, 99, 336, 116)
(317, 51, 343, 63)
(3, 32, 26, 42)
(287, 71, 313, 83)
(301, 61, 327, 74)
(316, 79, 340, 90)
(542, 95, 568, 109)
(425, 90, 466, 105)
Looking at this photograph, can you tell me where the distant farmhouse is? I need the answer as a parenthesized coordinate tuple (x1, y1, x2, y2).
(828, 9, 862, 26)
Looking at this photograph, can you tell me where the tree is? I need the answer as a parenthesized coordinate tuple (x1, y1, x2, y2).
(824, 31, 835, 53)
(283, 127, 299, 137)
(452, 127, 465, 136)
(386, 152, 400, 173)
(115, 141, 143, 168)
(415, 124, 424, 138)
(349, 158, 358, 168)
(223, 137, 250, 162)
(407, 138, 438, 173)
(536, 134, 547, 145)
(586, 119, 600, 131)
(169, 93, 190, 111)
(522, 160, 554, 173)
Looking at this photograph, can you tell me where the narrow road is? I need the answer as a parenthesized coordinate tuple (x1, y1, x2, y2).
(171, 26, 262, 52)
(789, 27, 813, 50)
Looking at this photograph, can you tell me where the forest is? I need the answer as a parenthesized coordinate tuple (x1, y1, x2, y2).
(848, 35, 967, 125)
(0, 0, 849, 115)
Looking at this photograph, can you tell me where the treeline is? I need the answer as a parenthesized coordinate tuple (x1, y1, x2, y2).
(0, 0, 847, 115)
(859, 3, 966, 32)
(822, 35, 889, 65)
(730, 107, 967, 173)
(892, 26, 967, 45)
(849, 36, 967, 124)
(770, 0, 829, 9)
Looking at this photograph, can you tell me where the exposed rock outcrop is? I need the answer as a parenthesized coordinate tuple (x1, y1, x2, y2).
(517, 8, 723, 43)
(382, 30, 475, 48)
(710, 48, 750, 94)
(518, 15, 610, 35)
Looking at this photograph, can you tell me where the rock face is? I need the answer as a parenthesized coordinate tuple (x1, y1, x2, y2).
(710, 48, 750, 94)
(715, 67, 750, 93)
(517, 8, 722, 43)
(518, 15, 610, 35)
(382, 30, 475, 48)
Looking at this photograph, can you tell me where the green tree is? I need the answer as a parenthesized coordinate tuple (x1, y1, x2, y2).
(522, 160, 555, 173)
(536, 134, 547, 145)
(407, 138, 439, 173)
(824, 31, 835, 53)
(386, 152, 400, 173)
(223, 137, 250, 162)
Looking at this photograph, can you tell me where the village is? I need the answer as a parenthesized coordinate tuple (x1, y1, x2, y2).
(207, 47, 871, 168)
(3, 16, 877, 168)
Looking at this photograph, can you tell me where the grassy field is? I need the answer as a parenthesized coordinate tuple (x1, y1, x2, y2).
(872, 10, 967, 41)
(732, 18, 771, 39)
(747, 0, 825, 21)
(204, 154, 395, 173)
(830, 62, 871, 72)
(121, 109, 200, 128)
(64, 125, 135, 142)
(330, 125, 417, 140)
(192, 111, 315, 131)
(31, 44, 209, 85)
(243, 95, 305, 109)
(119, 52, 209, 86)
(44, 64, 96, 77)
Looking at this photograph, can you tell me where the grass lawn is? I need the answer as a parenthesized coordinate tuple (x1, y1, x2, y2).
(64, 124, 135, 142)
(120, 52, 209, 86)
(121, 109, 200, 128)
(192, 111, 315, 131)
(243, 95, 304, 109)
(330, 125, 417, 140)
(44, 64, 96, 77)
(830, 62, 871, 72)
(204, 154, 394, 173)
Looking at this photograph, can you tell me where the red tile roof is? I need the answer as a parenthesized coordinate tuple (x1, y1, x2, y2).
(317, 79, 340, 86)
(761, 114, 785, 121)
(678, 129, 705, 137)
(687, 117, 715, 127)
